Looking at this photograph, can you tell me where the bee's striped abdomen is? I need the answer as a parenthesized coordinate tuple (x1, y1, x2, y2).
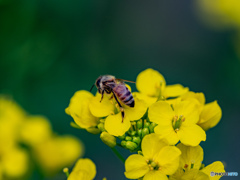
(113, 84, 135, 107)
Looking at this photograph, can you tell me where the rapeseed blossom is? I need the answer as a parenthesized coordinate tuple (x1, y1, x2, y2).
(169, 143, 225, 180)
(66, 158, 96, 180)
(135, 68, 189, 106)
(66, 68, 225, 179)
(124, 134, 181, 180)
(148, 100, 206, 146)
(89, 88, 147, 136)
(65, 90, 99, 129)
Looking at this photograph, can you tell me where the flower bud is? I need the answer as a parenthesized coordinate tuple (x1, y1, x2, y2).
(121, 140, 127, 147)
(130, 131, 136, 136)
(125, 141, 138, 151)
(118, 134, 126, 140)
(149, 122, 157, 133)
(100, 132, 116, 148)
(86, 127, 101, 134)
(97, 122, 106, 132)
(132, 136, 141, 144)
(144, 122, 150, 128)
(125, 136, 132, 141)
(137, 129, 142, 137)
(136, 119, 143, 129)
(142, 128, 149, 138)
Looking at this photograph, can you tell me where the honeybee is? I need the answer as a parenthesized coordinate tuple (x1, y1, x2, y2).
(90, 75, 135, 122)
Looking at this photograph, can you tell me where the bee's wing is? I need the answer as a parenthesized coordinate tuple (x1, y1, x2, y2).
(115, 78, 135, 83)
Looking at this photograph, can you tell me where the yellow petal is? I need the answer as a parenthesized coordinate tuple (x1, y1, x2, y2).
(148, 101, 175, 125)
(181, 91, 206, 105)
(71, 158, 96, 180)
(198, 101, 222, 131)
(89, 93, 115, 117)
(165, 97, 182, 108)
(201, 161, 225, 180)
(143, 171, 168, 180)
(174, 101, 199, 124)
(124, 98, 148, 121)
(68, 170, 92, 180)
(177, 143, 203, 170)
(132, 92, 157, 107)
(169, 168, 185, 180)
(155, 146, 181, 175)
(154, 125, 179, 145)
(104, 113, 131, 136)
(177, 123, 206, 146)
(136, 68, 166, 97)
(181, 169, 209, 180)
(66, 90, 98, 129)
(163, 84, 189, 98)
(124, 154, 149, 179)
(141, 134, 168, 160)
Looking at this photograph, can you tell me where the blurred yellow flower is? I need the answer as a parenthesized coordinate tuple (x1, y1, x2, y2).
(65, 90, 99, 129)
(124, 134, 181, 180)
(1, 147, 29, 179)
(0, 97, 26, 152)
(19, 115, 52, 146)
(148, 101, 206, 146)
(196, 0, 240, 29)
(68, 158, 96, 180)
(170, 143, 225, 180)
(33, 135, 84, 175)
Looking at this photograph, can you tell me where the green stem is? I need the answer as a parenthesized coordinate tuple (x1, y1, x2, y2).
(111, 147, 125, 163)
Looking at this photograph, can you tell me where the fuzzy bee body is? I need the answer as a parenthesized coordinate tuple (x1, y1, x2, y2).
(112, 84, 134, 107)
(92, 75, 135, 122)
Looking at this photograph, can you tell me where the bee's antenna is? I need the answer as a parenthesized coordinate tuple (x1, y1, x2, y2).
(90, 84, 95, 92)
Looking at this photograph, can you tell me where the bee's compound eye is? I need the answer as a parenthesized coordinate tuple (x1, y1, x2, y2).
(96, 78, 101, 88)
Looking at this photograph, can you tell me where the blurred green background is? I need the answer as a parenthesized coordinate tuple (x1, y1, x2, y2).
(0, 0, 240, 179)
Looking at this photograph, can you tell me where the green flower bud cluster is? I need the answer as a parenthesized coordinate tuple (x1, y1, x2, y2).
(118, 118, 157, 152)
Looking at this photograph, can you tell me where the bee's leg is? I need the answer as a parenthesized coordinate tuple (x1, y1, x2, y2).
(112, 91, 125, 123)
(100, 90, 104, 102)
(120, 107, 125, 123)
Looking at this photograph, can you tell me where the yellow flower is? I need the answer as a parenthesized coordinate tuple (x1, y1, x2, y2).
(162, 84, 189, 99)
(135, 69, 188, 106)
(198, 101, 222, 131)
(33, 135, 84, 175)
(89, 91, 147, 136)
(170, 143, 225, 180)
(148, 101, 206, 146)
(124, 134, 181, 180)
(19, 115, 52, 146)
(68, 158, 96, 180)
(136, 68, 166, 97)
(65, 90, 99, 129)
(181, 91, 206, 105)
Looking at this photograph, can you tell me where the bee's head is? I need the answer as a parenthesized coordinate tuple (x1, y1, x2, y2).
(95, 76, 102, 89)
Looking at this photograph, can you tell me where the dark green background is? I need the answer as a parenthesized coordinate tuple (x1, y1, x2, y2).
(0, 0, 239, 179)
